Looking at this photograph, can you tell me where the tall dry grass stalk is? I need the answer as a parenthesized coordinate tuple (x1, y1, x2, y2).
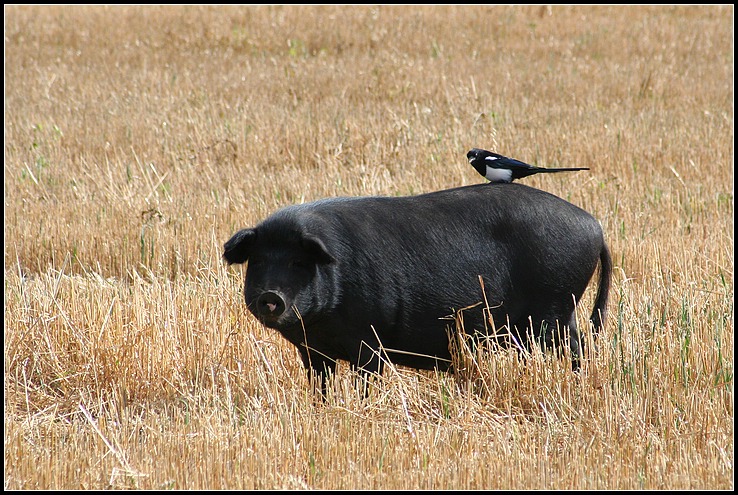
(4, 5, 733, 489)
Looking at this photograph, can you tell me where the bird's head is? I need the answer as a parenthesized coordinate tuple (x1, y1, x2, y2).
(467, 148, 486, 163)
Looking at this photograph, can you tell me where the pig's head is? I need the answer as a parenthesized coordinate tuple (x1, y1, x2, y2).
(223, 219, 336, 340)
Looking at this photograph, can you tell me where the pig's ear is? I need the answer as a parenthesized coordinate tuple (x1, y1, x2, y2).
(223, 228, 256, 265)
(302, 234, 334, 265)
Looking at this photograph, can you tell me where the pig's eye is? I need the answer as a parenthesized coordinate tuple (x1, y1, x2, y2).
(289, 259, 312, 270)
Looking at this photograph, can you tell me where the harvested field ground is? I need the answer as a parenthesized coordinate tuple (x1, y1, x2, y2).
(4, 5, 733, 490)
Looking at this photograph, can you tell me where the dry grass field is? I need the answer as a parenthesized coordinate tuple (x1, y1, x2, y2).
(4, 5, 733, 490)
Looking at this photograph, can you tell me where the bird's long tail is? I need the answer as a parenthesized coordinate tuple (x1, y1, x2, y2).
(537, 167, 590, 173)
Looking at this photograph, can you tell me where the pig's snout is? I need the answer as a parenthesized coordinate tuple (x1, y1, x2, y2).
(255, 291, 287, 320)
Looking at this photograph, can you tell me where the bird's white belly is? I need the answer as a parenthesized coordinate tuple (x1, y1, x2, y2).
(485, 167, 513, 183)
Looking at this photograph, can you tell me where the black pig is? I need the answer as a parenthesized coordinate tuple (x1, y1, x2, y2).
(224, 183, 611, 394)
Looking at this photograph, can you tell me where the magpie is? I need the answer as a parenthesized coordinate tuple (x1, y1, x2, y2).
(467, 148, 589, 183)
